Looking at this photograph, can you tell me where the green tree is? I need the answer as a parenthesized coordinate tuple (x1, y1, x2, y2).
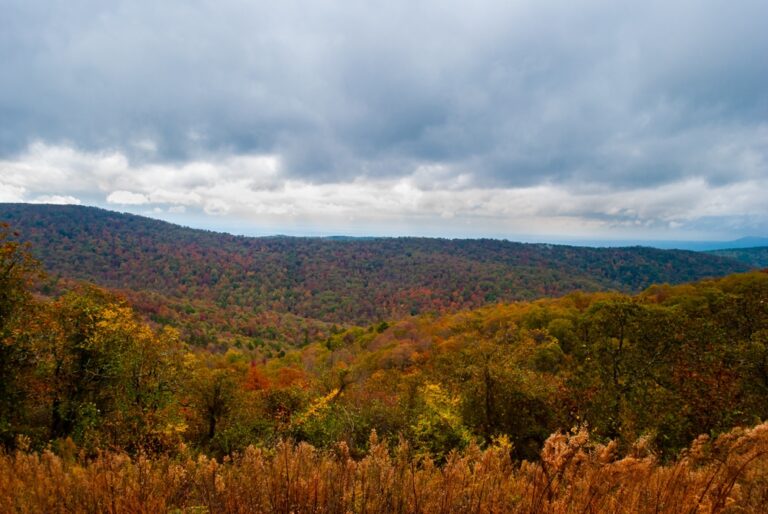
(184, 356, 244, 454)
(41, 287, 184, 451)
(0, 224, 42, 446)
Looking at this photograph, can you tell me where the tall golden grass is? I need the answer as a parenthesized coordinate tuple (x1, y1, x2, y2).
(3, 423, 768, 513)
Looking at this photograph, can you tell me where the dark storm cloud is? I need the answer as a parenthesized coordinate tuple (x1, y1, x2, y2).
(1, 0, 767, 189)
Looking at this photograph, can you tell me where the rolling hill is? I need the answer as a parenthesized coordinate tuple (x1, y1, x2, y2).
(709, 246, 768, 268)
(0, 203, 753, 346)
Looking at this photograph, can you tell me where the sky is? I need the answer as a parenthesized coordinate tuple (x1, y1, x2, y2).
(1, 0, 767, 242)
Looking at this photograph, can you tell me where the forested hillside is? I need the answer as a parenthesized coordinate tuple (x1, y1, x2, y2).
(4, 219, 768, 457)
(0, 204, 750, 329)
(710, 246, 768, 268)
(3, 223, 768, 512)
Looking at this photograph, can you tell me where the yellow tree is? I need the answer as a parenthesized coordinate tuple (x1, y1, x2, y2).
(42, 287, 184, 451)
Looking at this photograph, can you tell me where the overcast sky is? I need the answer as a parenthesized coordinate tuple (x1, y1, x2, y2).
(1, 0, 767, 241)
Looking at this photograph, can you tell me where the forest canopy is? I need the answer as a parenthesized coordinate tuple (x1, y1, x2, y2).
(2, 221, 767, 462)
(3, 218, 768, 511)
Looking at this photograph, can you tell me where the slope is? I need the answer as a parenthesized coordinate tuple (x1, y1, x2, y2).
(0, 203, 751, 330)
(709, 247, 768, 268)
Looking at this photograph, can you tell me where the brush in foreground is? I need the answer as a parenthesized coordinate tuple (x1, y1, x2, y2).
(3, 422, 768, 513)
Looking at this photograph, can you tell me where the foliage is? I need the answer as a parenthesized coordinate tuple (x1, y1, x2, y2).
(2, 220, 768, 460)
(0, 223, 42, 446)
(710, 246, 768, 268)
(1, 204, 750, 338)
(4, 422, 768, 512)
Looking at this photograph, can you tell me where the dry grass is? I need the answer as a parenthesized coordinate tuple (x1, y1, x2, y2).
(3, 424, 768, 513)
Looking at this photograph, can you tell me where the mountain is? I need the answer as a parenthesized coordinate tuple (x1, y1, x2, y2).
(5, 203, 768, 503)
(709, 246, 768, 268)
(0, 203, 751, 332)
(543, 236, 768, 251)
(674, 236, 768, 251)
(717, 237, 768, 249)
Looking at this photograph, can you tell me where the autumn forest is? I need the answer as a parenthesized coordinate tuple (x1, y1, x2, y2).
(2, 205, 768, 513)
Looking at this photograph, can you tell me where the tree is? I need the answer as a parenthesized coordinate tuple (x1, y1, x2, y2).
(184, 355, 243, 454)
(0, 224, 42, 446)
(40, 287, 184, 451)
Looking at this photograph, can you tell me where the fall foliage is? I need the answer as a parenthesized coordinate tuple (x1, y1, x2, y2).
(1, 204, 750, 339)
(2, 217, 768, 511)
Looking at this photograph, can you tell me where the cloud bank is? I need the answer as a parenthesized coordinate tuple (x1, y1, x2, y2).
(2, 142, 766, 239)
(1, 0, 767, 238)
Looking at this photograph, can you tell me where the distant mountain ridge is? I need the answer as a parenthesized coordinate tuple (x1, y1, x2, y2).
(543, 236, 768, 251)
(658, 237, 768, 251)
(0, 203, 752, 326)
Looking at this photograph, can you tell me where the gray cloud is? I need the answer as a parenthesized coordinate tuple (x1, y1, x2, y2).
(1, 0, 767, 237)
(2, 142, 767, 240)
